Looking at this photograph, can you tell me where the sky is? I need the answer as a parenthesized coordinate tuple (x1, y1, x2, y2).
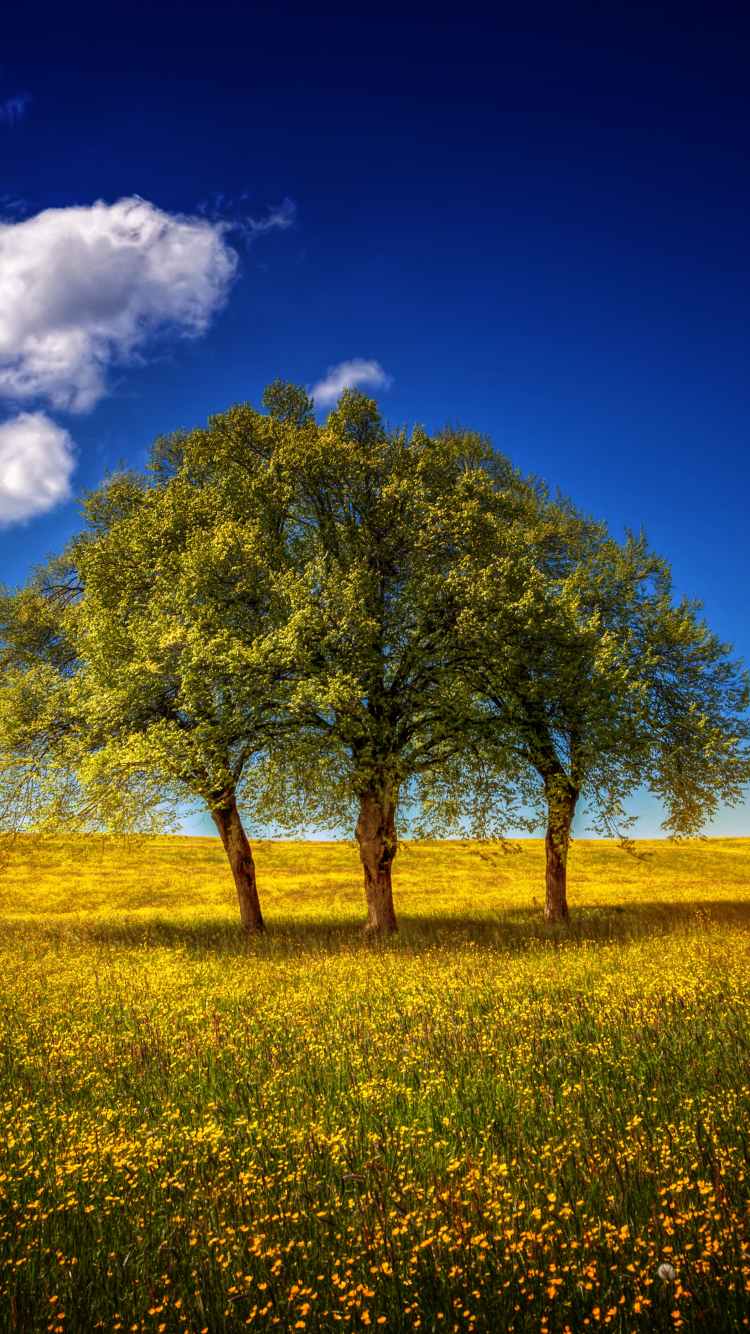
(0, 0, 748, 836)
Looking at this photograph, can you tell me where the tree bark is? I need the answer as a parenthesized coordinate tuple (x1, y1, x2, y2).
(210, 791, 265, 933)
(355, 788, 398, 937)
(543, 782, 578, 923)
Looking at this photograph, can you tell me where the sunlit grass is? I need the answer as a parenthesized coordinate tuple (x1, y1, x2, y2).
(1, 836, 749, 1333)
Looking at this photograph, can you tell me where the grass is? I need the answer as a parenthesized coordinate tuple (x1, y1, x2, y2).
(1, 835, 749, 1334)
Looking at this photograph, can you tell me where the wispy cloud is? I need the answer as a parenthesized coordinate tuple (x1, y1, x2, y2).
(0, 65, 33, 127)
(0, 93, 32, 126)
(0, 197, 29, 217)
(310, 358, 393, 408)
(0, 196, 238, 412)
(196, 193, 297, 242)
(244, 197, 297, 236)
(0, 412, 74, 525)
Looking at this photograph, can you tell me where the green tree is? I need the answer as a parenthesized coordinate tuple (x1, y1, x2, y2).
(451, 512, 750, 920)
(255, 386, 545, 935)
(77, 408, 309, 931)
(0, 406, 296, 932)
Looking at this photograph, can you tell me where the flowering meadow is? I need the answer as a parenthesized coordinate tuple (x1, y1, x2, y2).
(1, 836, 749, 1333)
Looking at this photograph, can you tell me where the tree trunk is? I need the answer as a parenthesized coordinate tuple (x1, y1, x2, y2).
(355, 788, 398, 937)
(210, 792, 265, 933)
(543, 783, 578, 923)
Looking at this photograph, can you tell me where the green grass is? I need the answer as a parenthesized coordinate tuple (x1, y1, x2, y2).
(1, 836, 749, 1334)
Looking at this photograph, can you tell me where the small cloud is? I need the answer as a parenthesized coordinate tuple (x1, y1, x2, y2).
(0, 195, 238, 412)
(311, 358, 393, 408)
(0, 412, 75, 525)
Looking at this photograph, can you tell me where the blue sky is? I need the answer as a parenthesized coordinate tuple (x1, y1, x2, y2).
(0, 1, 748, 836)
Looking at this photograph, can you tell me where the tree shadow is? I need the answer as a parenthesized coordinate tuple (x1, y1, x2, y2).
(396, 898, 750, 949)
(4, 897, 750, 954)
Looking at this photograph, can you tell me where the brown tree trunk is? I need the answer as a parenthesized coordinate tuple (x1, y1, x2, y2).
(355, 788, 398, 937)
(543, 783, 578, 923)
(210, 792, 265, 933)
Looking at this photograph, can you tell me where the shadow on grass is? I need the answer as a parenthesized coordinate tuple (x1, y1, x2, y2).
(4, 898, 750, 955)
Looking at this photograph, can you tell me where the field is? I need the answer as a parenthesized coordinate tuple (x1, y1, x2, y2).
(1, 835, 749, 1334)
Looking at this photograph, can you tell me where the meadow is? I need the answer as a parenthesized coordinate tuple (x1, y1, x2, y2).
(1, 835, 749, 1334)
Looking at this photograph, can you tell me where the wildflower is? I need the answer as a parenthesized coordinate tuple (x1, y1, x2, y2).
(658, 1263, 676, 1281)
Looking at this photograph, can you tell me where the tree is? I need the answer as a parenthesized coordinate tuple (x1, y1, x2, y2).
(255, 386, 546, 935)
(76, 411, 309, 931)
(0, 405, 297, 932)
(452, 510, 750, 921)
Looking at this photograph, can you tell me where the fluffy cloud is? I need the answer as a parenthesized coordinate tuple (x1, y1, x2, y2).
(0, 196, 239, 412)
(0, 412, 75, 525)
(310, 358, 393, 408)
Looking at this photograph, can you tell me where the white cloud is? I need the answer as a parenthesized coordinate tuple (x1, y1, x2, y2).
(0, 412, 75, 525)
(0, 196, 238, 412)
(310, 358, 393, 408)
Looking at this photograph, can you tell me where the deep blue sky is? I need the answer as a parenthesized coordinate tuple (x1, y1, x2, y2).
(1, 0, 749, 835)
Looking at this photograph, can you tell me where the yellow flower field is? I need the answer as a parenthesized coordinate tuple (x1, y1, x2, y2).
(1, 836, 749, 1333)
